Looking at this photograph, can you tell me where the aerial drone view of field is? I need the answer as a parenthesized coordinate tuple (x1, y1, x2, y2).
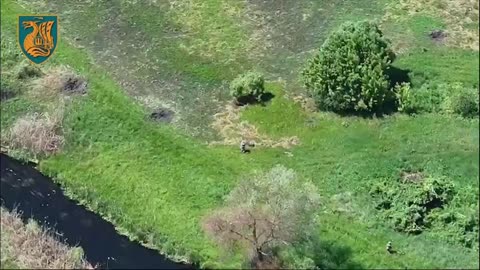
(1, 0, 479, 269)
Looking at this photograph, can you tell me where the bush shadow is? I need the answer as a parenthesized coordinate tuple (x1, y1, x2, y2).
(235, 92, 275, 107)
(285, 234, 364, 269)
(387, 65, 411, 88)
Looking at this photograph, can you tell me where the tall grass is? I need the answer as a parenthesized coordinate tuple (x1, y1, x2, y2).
(7, 106, 64, 156)
(0, 207, 92, 269)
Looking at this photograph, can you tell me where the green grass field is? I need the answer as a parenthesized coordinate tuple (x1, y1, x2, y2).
(1, 0, 479, 268)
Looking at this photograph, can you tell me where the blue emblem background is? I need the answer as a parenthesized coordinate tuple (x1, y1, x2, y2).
(18, 15, 58, 64)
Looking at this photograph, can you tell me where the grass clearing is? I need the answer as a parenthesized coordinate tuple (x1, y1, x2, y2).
(2, 0, 479, 268)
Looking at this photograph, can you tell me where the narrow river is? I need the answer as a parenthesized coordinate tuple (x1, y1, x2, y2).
(0, 154, 195, 269)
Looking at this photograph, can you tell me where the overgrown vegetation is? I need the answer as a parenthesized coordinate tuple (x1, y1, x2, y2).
(0, 207, 92, 269)
(395, 82, 479, 117)
(230, 71, 266, 105)
(7, 108, 64, 157)
(302, 21, 396, 114)
(370, 174, 478, 249)
(203, 165, 320, 268)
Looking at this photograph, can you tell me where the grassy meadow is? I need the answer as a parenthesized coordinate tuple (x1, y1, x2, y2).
(1, 0, 479, 268)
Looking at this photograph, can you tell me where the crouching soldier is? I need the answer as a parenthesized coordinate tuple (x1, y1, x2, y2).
(386, 241, 393, 254)
(240, 140, 255, 153)
(240, 140, 248, 153)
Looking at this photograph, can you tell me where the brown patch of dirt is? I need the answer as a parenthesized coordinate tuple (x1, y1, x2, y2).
(400, 171, 425, 183)
(149, 108, 175, 123)
(209, 103, 299, 149)
(63, 77, 88, 95)
(429, 30, 447, 43)
(31, 66, 88, 102)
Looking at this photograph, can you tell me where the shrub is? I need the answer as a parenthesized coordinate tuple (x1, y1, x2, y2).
(7, 107, 64, 156)
(395, 83, 446, 114)
(441, 83, 479, 117)
(371, 175, 456, 234)
(394, 82, 412, 113)
(203, 165, 320, 268)
(397, 82, 479, 117)
(302, 21, 396, 113)
(230, 71, 265, 105)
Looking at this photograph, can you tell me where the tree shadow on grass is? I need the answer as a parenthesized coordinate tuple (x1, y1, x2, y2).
(311, 239, 363, 269)
(387, 65, 411, 89)
(284, 234, 364, 269)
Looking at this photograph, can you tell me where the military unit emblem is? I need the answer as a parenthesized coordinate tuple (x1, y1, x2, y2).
(18, 15, 58, 64)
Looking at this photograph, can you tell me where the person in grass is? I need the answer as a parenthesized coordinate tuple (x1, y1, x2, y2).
(240, 140, 255, 153)
(240, 139, 248, 153)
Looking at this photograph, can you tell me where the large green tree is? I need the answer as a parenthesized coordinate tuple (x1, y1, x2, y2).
(302, 21, 396, 113)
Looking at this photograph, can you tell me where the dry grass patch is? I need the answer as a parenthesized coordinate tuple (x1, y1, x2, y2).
(384, 0, 479, 50)
(7, 104, 65, 156)
(0, 207, 93, 269)
(30, 65, 87, 102)
(210, 103, 299, 149)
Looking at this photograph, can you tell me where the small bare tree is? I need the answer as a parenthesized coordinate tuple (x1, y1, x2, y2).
(203, 165, 320, 268)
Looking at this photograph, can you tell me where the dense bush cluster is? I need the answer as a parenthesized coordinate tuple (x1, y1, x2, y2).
(302, 21, 396, 114)
(230, 71, 265, 105)
(395, 82, 479, 117)
(370, 175, 478, 249)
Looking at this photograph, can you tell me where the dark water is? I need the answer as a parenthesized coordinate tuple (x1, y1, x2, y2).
(0, 154, 195, 269)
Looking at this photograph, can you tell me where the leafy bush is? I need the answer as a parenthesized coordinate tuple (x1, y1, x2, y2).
(371, 173, 479, 249)
(370, 175, 456, 234)
(229, 71, 265, 105)
(396, 82, 479, 117)
(394, 82, 413, 113)
(395, 83, 446, 114)
(428, 208, 479, 249)
(441, 83, 479, 117)
(302, 21, 396, 113)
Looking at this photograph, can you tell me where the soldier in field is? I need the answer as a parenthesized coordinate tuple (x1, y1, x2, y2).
(240, 140, 255, 153)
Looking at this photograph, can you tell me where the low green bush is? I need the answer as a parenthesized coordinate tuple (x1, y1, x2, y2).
(229, 71, 265, 105)
(371, 174, 478, 249)
(396, 82, 479, 117)
(395, 83, 446, 114)
(441, 83, 479, 117)
(370, 175, 456, 234)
